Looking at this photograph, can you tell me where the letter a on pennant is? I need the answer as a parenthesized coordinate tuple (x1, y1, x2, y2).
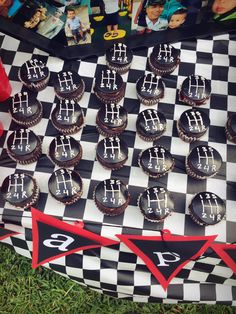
(31, 208, 118, 269)
(116, 230, 217, 290)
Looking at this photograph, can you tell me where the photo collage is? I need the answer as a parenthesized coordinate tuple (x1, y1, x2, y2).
(0, 0, 235, 47)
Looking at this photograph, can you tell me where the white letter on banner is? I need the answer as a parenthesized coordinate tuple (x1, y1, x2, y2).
(153, 251, 181, 266)
(43, 234, 75, 252)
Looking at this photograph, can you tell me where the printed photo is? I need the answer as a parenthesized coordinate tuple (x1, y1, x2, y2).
(64, 5, 91, 45)
(210, 0, 236, 22)
(37, 6, 66, 39)
(0, 0, 24, 18)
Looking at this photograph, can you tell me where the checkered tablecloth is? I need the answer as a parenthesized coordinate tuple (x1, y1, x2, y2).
(0, 31, 235, 304)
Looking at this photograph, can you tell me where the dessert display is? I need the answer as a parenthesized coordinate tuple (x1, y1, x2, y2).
(96, 103, 128, 136)
(96, 136, 128, 170)
(136, 109, 166, 141)
(179, 75, 211, 106)
(138, 145, 174, 178)
(136, 73, 165, 106)
(106, 43, 133, 75)
(54, 70, 85, 101)
(6, 129, 42, 164)
(189, 192, 226, 226)
(1, 172, 40, 209)
(138, 186, 174, 223)
(94, 179, 130, 216)
(48, 135, 82, 167)
(185, 145, 222, 180)
(225, 113, 236, 144)
(177, 108, 210, 143)
(51, 99, 84, 135)
(48, 168, 83, 205)
(9, 91, 43, 127)
(93, 68, 125, 104)
(18, 59, 50, 92)
(148, 43, 180, 76)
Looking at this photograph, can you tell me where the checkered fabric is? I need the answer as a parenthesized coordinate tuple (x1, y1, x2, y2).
(0, 31, 235, 304)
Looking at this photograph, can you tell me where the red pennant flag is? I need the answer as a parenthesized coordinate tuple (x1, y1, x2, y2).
(32, 208, 118, 269)
(0, 227, 19, 240)
(117, 230, 217, 290)
(211, 243, 236, 274)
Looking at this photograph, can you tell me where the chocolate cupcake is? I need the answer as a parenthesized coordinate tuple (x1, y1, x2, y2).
(96, 103, 128, 136)
(136, 109, 166, 141)
(9, 91, 43, 127)
(225, 113, 236, 144)
(179, 75, 211, 106)
(54, 71, 85, 101)
(94, 68, 125, 104)
(185, 145, 222, 180)
(96, 136, 128, 170)
(48, 168, 83, 205)
(18, 59, 50, 92)
(48, 135, 82, 167)
(7, 129, 42, 164)
(136, 73, 165, 106)
(138, 186, 174, 222)
(94, 179, 130, 216)
(1, 173, 40, 209)
(148, 43, 180, 76)
(189, 192, 226, 226)
(106, 43, 133, 75)
(138, 145, 174, 178)
(51, 99, 84, 135)
(177, 108, 210, 143)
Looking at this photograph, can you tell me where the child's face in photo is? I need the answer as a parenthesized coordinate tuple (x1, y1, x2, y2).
(212, 0, 236, 15)
(146, 5, 164, 21)
(168, 13, 186, 28)
(67, 10, 76, 19)
(0, 0, 7, 6)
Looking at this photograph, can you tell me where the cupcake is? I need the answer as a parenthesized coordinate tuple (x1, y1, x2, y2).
(106, 43, 133, 75)
(1, 173, 40, 209)
(18, 59, 50, 92)
(94, 179, 130, 216)
(138, 186, 174, 223)
(189, 192, 226, 226)
(177, 108, 210, 143)
(96, 103, 128, 136)
(185, 145, 222, 180)
(225, 113, 236, 144)
(94, 68, 125, 104)
(148, 43, 180, 76)
(136, 109, 166, 141)
(7, 129, 42, 164)
(48, 135, 82, 167)
(96, 136, 128, 170)
(54, 70, 85, 101)
(9, 91, 43, 127)
(51, 99, 84, 135)
(48, 168, 83, 205)
(136, 73, 165, 106)
(179, 75, 211, 106)
(138, 145, 174, 178)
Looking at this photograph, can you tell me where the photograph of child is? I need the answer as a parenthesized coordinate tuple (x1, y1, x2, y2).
(37, 7, 66, 39)
(103, 0, 120, 38)
(168, 7, 187, 28)
(211, 0, 236, 21)
(65, 5, 91, 45)
(0, 0, 23, 18)
(24, 6, 47, 29)
(132, 0, 168, 34)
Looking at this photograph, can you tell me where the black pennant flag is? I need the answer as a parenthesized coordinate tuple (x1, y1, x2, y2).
(211, 243, 236, 274)
(0, 227, 19, 240)
(32, 208, 118, 268)
(117, 230, 216, 290)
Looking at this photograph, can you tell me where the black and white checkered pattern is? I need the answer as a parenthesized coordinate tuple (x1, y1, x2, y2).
(0, 31, 236, 304)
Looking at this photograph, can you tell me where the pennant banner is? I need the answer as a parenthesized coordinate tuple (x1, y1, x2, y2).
(211, 243, 236, 274)
(0, 227, 19, 240)
(31, 208, 118, 268)
(117, 230, 217, 290)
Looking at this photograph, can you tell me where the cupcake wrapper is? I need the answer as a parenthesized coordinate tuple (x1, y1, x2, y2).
(176, 120, 197, 143)
(137, 129, 165, 142)
(148, 57, 179, 76)
(225, 128, 236, 144)
(55, 79, 85, 102)
(10, 102, 43, 128)
(106, 61, 131, 75)
(18, 70, 50, 92)
(185, 157, 218, 180)
(7, 145, 42, 165)
(137, 92, 162, 106)
(94, 89, 124, 104)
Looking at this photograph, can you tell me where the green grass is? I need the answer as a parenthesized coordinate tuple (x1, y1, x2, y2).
(0, 244, 235, 314)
